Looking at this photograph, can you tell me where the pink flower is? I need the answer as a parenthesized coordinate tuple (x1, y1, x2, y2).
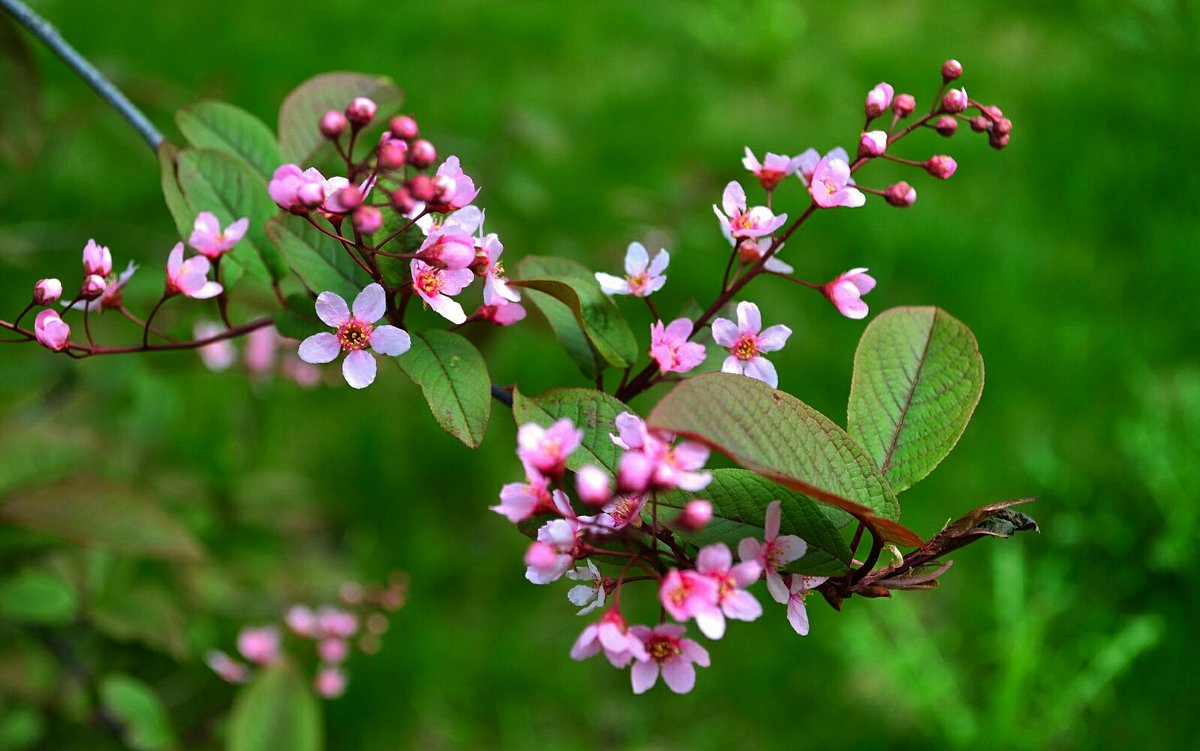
(478, 299, 526, 326)
(415, 205, 484, 237)
(427, 156, 480, 213)
(346, 96, 377, 125)
(629, 624, 710, 695)
(237, 626, 280, 665)
(809, 157, 866, 209)
(34, 309, 70, 351)
(419, 232, 475, 270)
(165, 243, 223, 299)
(81, 275, 107, 300)
(659, 569, 721, 631)
(885, 181, 917, 207)
(742, 147, 803, 190)
(297, 283, 411, 389)
(713, 181, 788, 241)
(82, 239, 112, 277)
(571, 609, 649, 668)
(610, 412, 711, 493)
(650, 318, 706, 374)
(65, 261, 137, 313)
(268, 164, 329, 212)
(205, 651, 249, 684)
(565, 560, 607, 615)
(676, 499, 712, 531)
(595, 242, 669, 298)
(711, 301, 792, 388)
(696, 543, 763, 633)
(33, 278, 62, 306)
(244, 325, 279, 375)
(823, 268, 877, 320)
(490, 476, 556, 523)
(942, 87, 968, 113)
(859, 130, 888, 157)
(315, 606, 358, 639)
(785, 575, 828, 636)
(797, 147, 851, 186)
(525, 517, 582, 584)
(736, 237, 793, 275)
(285, 605, 317, 637)
(517, 419, 584, 478)
(194, 321, 236, 371)
(189, 212, 248, 259)
(865, 82, 895, 118)
(476, 233, 520, 305)
(925, 154, 958, 179)
(410, 259, 474, 324)
(737, 500, 807, 604)
(575, 465, 611, 506)
(314, 666, 347, 698)
(318, 638, 349, 664)
(590, 493, 647, 531)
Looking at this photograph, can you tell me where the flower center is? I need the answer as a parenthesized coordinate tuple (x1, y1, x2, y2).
(336, 318, 373, 351)
(627, 272, 649, 294)
(416, 268, 445, 297)
(820, 177, 839, 197)
(648, 636, 681, 663)
(732, 213, 755, 231)
(732, 334, 759, 361)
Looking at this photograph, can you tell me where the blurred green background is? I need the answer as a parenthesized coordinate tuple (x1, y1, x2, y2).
(2, 0, 1198, 748)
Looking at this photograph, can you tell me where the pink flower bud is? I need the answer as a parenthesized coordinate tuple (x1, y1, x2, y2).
(377, 138, 409, 170)
(407, 174, 436, 203)
(316, 607, 358, 638)
(319, 110, 348, 139)
(994, 117, 1013, 136)
(409, 139, 437, 169)
(81, 274, 108, 300)
(298, 182, 326, 207)
(318, 638, 349, 664)
(330, 185, 364, 212)
(942, 88, 968, 114)
(934, 116, 958, 137)
(285, 605, 317, 637)
(942, 59, 963, 81)
(865, 82, 894, 118)
(892, 93, 916, 118)
(982, 105, 1004, 120)
(884, 181, 917, 207)
(576, 465, 611, 506)
(390, 187, 416, 214)
(352, 206, 382, 234)
(617, 451, 654, 494)
(345, 96, 377, 126)
(990, 132, 1010, 150)
(968, 115, 990, 132)
(676, 499, 713, 531)
(389, 114, 419, 141)
(82, 239, 112, 277)
(33, 278, 62, 305)
(236, 626, 280, 665)
(314, 666, 347, 698)
(925, 155, 958, 179)
(34, 309, 70, 351)
(858, 130, 888, 158)
(525, 541, 559, 570)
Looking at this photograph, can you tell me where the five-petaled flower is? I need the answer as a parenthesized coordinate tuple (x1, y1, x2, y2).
(785, 575, 829, 636)
(711, 301, 792, 388)
(713, 181, 788, 241)
(165, 243, 223, 299)
(823, 268, 877, 319)
(809, 156, 866, 209)
(629, 624, 710, 695)
(518, 419, 584, 479)
(650, 318, 706, 374)
(694, 543, 763, 639)
(189, 211, 249, 259)
(571, 609, 649, 668)
(742, 147, 803, 190)
(410, 259, 474, 324)
(297, 283, 411, 389)
(737, 500, 807, 604)
(595, 242, 669, 298)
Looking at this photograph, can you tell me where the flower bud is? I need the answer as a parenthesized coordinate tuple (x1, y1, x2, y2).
(884, 181, 917, 207)
(892, 93, 916, 118)
(318, 638, 349, 664)
(345, 96, 377, 126)
(676, 499, 713, 532)
(408, 138, 437, 169)
(34, 309, 70, 351)
(389, 114, 419, 141)
(925, 155, 958, 179)
(33, 278, 63, 306)
(237, 627, 280, 665)
(314, 666, 347, 698)
(352, 205, 382, 234)
(576, 465, 611, 507)
(431, 174, 456, 202)
(736, 238, 760, 264)
(934, 116, 958, 137)
(298, 182, 326, 207)
(968, 115, 990, 132)
(319, 110, 348, 139)
(858, 130, 888, 158)
(865, 82, 894, 118)
(994, 117, 1013, 136)
(330, 185, 364, 212)
(941, 88, 968, 114)
(982, 105, 1004, 120)
(377, 138, 409, 170)
(390, 187, 416, 214)
(407, 174, 436, 203)
(989, 132, 1010, 150)
(81, 274, 107, 300)
(82, 239, 112, 277)
(942, 59, 963, 81)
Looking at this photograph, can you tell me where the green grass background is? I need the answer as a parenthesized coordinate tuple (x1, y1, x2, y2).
(1, 0, 1198, 748)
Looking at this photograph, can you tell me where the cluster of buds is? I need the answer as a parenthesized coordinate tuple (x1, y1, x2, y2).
(207, 574, 407, 698)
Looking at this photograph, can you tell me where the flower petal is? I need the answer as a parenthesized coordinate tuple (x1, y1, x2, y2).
(298, 332, 340, 364)
(315, 291, 350, 327)
(631, 660, 659, 694)
(624, 242, 649, 275)
(648, 249, 670, 276)
(744, 356, 778, 388)
(595, 272, 631, 296)
(352, 283, 386, 322)
(369, 325, 410, 356)
(711, 318, 739, 347)
(661, 657, 697, 694)
(428, 294, 467, 324)
(736, 301, 762, 335)
(756, 324, 792, 352)
(342, 349, 377, 389)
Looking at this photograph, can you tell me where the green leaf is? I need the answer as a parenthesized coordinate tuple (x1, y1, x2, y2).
(512, 257, 638, 370)
(848, 306, 985, 493)
(176, 101, 283, 180)
(512, 387, 627, 474)
(271, 293, 320, 341)
(0, 704, 44, 751)
(175, 148, 287, 282)
(278, 72, 402, 165)
(265, 214, 364, 299)
(100, 674, 177, 751)
(0, 570, 77, 625)
(228, 661, 322, 751)
(397, 331, 491, 448)
(656, 469, 852, 576)
(158, 142, 195, 242)
(515, 256, 602, 378)
(647, 373, 921, 547)
(91, 584, 189, 659)
(0, 17, 43, 168)
(0, 482, 205, 563)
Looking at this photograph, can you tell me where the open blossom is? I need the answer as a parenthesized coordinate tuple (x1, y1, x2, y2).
(82, 239, 112, 277)
(823, 268, 877, 319)
(166, 243, 223, 299)
(809, 156, 866, 209)
(34, 309, 70, 351)
(629, 624, 710, 695)
(476, 233, 520, 305)
(478, 299, 526, 326)
(518, 419, 584, 478)
(314, 666, 347, 698)
(742, 147, 803, 190)
(590, 493, 647, 531)
(611, 412, 711, 493)
(525, 517, 582, 584)
(65, 261, 137, 312)
(575, 465, 611, 506)
(650, 318, 706, 374)
(713, 181, 787, 241)
(237, 626, 280, 665)
(695, 543, 763, 639)
(491, 477, 560, 523)
(797, 146, 851, 186)
(595, 242, 669, 297)
(189, 211, 248, 259)
(712, 301, 792, 388)
(297, 283, 411, 389)
(415, 205, 484, 237)
(571, 610, 649, 668)
(738, 500, 807, 603)
(565, 560, 607, 615)
(410, 259, 474, 324)
(427, 156, 480, 212)
(268, 164, 330, 212)
(786, 575, 829, 636)
(659, 568, 721, 634)
(194, 321, 236, 371)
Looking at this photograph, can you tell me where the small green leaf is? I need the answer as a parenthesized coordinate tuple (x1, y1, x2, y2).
(158, 142, 195, 242)
(265, 214, 365, 299)
(0, 481, 205, 563)
(657, 469, 852, 576)
(91, 584, 188, 659)
(647, 373, 921, 547)
(278, 72, 402, 165)
(100, 674, 177, 751)
(848, 306, 985, 493)
(512, 387, 628, 473)
(397, 330, 491, 448)
(515, 257, 602, 378)
(176, 101, 283, 180)
(228, 661, 322, 751)
(0, 17, 43, 168)
(176, 149, 287, 282)
(271, 294, 320, 341)
(0, 570, 77, 625)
